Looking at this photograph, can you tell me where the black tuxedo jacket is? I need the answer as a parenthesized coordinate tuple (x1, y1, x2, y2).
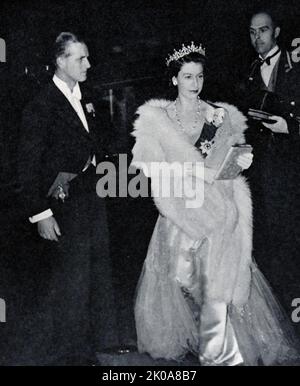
(239, 51, 300, 306)
(18, 81, 111, 218)
(243, 50, 300, 141)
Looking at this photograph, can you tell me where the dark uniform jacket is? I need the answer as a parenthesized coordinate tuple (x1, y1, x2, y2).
(238, 49, 300, 312)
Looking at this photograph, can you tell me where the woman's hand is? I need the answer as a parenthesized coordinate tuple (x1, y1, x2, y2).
(237, 153, 253, 170)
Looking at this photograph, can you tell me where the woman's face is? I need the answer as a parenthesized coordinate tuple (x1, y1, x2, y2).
(173, 61, 204, 100)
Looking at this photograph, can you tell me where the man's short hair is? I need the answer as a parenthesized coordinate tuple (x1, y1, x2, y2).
(53, 32, 84, 66)
(250, 8, 281, 29)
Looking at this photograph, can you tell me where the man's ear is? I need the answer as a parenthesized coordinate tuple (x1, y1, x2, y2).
(56, 56, 64, 69)
(274, 26, 281, 40)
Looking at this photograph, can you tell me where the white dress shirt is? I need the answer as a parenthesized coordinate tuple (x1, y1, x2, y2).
(29, 75, 95, 223)
(260, 45, 281, 87)
(53, 75, 89, 132)
(53, 75, 96, 168)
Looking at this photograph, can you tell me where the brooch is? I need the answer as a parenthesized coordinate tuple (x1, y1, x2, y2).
(199, 139, 214, 155)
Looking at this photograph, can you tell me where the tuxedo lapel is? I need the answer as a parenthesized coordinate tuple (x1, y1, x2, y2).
(49, 83, 92, 141)
(81, 97, 95, 129)
(275, 52, 290, 95)
(81, 97, 99, 143)
(248, 60, 265, 92)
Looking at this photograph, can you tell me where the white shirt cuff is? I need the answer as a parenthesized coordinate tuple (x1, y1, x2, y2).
(29, 209, 53, 223)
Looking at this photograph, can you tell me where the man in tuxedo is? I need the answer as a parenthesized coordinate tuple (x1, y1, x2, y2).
(239, 10, 300, 315)
(13, 32, 117, 365)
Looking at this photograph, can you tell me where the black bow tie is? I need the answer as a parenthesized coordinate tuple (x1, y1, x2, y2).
(258, 48, 281, 66)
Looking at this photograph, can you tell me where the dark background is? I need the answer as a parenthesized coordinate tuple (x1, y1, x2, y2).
(1, 0, 300, 95)
(0, 0, 300, 357)
(1, 0, 300, 188)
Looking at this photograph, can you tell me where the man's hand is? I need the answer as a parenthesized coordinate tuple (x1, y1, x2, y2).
(262, 115, 288, 133)
(237, 153, 254, 170)
(37, 216, 61, 242)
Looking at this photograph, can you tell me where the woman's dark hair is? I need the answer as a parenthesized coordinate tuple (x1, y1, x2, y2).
(167, 51, 206, 80)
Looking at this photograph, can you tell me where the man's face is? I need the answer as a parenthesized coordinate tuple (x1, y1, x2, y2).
(250, 13, 280, 58)
(59, 42, 91, 84)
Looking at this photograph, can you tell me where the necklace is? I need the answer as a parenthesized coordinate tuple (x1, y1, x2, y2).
(174, 97, 201, 133)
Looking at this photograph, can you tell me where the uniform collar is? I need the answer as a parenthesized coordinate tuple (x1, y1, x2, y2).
(259, 45, 281, 65)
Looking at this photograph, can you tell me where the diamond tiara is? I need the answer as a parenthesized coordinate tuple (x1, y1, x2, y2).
(166, 42, 206, 66)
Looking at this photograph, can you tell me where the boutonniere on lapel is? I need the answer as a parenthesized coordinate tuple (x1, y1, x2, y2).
(85, 103, 96, 117)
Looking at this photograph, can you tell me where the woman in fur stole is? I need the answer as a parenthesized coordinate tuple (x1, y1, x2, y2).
(131, 45, 300, 366)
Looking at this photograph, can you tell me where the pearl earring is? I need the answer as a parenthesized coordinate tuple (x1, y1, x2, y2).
(173, 80, 178, 86)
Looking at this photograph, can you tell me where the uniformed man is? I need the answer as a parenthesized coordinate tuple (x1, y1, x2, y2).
(239, 9, 300, 316)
